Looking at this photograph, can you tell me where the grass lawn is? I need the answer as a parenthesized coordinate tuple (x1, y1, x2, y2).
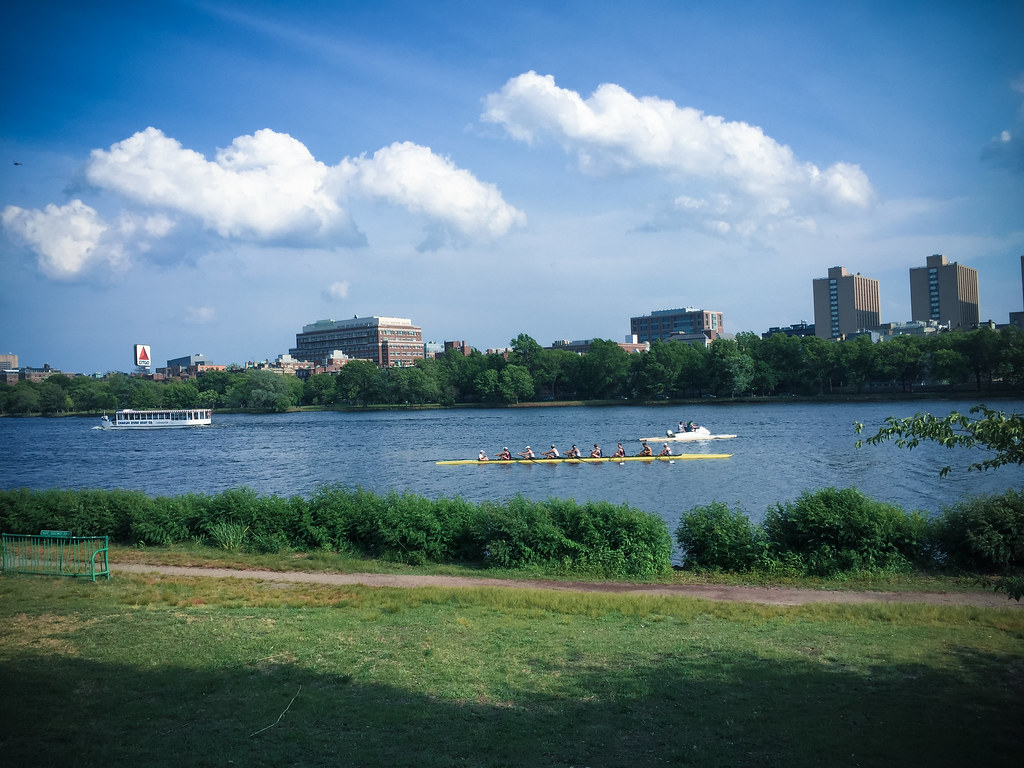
(108, 542, 998, 594)
(2, 570, 1022, 767)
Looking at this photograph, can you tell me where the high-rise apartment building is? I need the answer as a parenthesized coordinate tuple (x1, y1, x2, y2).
(812, 266, 880, 339)
(290, 316, 424, 367)
(1011, 256, 1024, 330)
(630, 308, 724, 343)
(909, 254, 979, 330)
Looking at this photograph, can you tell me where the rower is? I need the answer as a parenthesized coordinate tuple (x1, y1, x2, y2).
(543, 444, 560, 459)
(659, 443, 672, 456)
(478, 450, 489, 461)
(565, 444, 581, 458)
(517, 445, 535, 459)
(612, 443, 626, 458)
(494, 447, 512, 460)
(638, 441, 653, 457)
(589, 444, 602, 458)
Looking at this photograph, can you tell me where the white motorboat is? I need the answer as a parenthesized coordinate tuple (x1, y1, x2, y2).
(639, 426, 737, 442)
(98, 408, 213, 429)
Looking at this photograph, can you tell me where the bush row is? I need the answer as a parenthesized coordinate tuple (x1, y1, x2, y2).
(675, 487, 1024, 578)
(3, 485, 1021, 583)
(0, 486, 673, 580)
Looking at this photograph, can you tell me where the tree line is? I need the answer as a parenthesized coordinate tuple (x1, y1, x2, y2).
(2, 326, 1022, 415)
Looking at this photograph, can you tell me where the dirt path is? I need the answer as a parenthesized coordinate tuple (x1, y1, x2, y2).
(113, 563, 1023, 609)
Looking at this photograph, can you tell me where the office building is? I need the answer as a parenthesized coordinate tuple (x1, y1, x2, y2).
(443, 340, 472, 356)
(812, 266, 880, 339)
(158, 353, 226, 379)
(762, 322, 815, 339)
(909, 254, 979, 330)
(166, 353, 210, 369)
(630, 308, 724, 343)
(290, 316, 424, 367)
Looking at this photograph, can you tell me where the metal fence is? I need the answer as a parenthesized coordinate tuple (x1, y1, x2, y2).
(1, 531, 110, 581)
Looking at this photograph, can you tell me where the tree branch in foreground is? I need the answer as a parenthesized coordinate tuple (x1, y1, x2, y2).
(855, 404, 1024, 477)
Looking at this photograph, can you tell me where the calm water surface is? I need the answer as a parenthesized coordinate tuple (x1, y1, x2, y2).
(1, 400, 1020, 531)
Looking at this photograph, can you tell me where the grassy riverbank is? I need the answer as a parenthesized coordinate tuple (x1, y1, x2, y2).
(3, 563, 1023, 767)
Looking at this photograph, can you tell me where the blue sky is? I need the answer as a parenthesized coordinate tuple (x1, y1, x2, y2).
(2, 0, 1022, 374)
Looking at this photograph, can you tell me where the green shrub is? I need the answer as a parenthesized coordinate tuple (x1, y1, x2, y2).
(305, 484, 360, 550)
(431, 496, 482, 562)
(0, 487, 142, 539)
(342, 487, 394, 556)
(763, 487, 926, 577)
(206, 521, 249, 552)
(550, 498, 672, 578)
(130, 494, 194, 545)
(0, 488, 51, 533)
(200, 487, 260, 528)
(931, 489, 1024, 572)
(247, 529, 290, 554)
(675, 502, 767, 572)
(0, 486, 672, 578)
(472, 495, 568, 569)
(69, 489, 128, 538)
(353, 490, 446, 565)
(245, 493, 303, 549)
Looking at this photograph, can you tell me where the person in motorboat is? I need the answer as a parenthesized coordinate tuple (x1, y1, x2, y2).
(659, 443, 672, 456)
(517, 445, 535, 459)
(478, 450, 489, 461)
(612, 443, 626, 458)
(678, 421, 687, 434)
(638, 441, 653, 457)
(494, 447, 512, 460)
(543, 444, 560, 459)
(687, 420, 699, 431)
(589, 444, 602, 458)
(565, 444, 581, 458)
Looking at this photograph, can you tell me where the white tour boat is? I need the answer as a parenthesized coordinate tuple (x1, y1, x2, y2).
(639, 426, 738, 442)
(98, 408, 213, 429)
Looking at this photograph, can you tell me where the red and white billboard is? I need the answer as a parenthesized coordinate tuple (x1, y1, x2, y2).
(134, 344, 152, 368)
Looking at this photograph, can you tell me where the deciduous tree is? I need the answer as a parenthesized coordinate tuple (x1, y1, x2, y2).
(856, 404, 1024, 476)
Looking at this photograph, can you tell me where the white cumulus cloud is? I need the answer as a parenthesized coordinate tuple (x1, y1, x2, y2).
(2, 200, 108, 278)
(86, 127, 523, 247)
(184, 306, 216, 324)
(86, 127, 359, 244)
(5, 127, 524, 279)
(2, 200, 178, 279)
(340, 141, 526, 241)
(482, 71, 875, 235)
(1, 200, 175, 279)
(325, 280, 350, 300)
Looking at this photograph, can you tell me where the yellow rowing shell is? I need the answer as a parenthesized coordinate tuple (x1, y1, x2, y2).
(436, 454, 732, 465)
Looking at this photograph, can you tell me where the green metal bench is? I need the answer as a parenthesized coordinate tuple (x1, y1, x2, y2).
(1, 530, 110, 581)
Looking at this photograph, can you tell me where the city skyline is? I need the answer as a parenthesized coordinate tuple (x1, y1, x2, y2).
(2, 1, 1023, 374)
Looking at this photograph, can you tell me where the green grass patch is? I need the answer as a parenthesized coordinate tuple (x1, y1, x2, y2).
(1, 573, 1022, 767)
(107, 542, 1004, 596)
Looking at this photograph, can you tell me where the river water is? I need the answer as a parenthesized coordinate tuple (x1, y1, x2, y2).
(1, 400, 1020, 531)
